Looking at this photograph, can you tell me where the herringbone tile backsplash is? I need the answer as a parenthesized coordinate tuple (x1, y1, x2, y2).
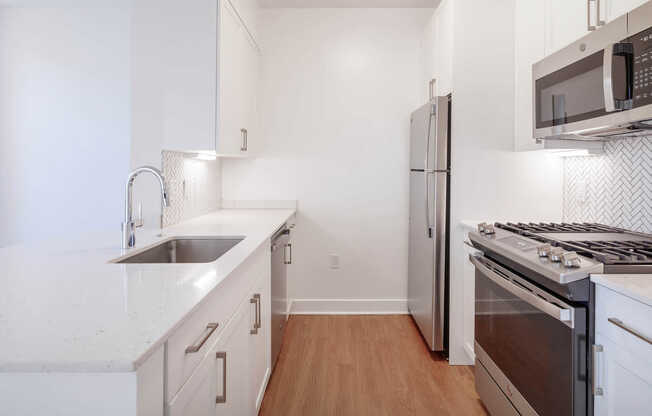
(563, 137, 652, 233)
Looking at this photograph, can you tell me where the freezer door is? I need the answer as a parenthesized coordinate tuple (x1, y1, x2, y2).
(408, 171, 447, 351)
(409, 97, 449, 172)
(410, 103, 435, 171)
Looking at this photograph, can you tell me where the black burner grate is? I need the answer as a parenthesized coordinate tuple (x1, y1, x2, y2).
(553, 240, 652, 264)
(496, 222, 624, 234)
(494, 222, 652, 265)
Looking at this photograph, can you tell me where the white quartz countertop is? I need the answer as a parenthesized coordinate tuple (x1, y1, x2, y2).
(591, 274, 652, 307)
(0, 209, 295, 373)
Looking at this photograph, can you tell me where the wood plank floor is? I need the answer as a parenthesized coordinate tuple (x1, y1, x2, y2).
(259, 315, 488, 416)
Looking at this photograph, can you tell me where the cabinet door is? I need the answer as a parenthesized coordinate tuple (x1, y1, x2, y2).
(217, 0, 258, 156)
(514, 0, 546, 151)
(214, 296, 254, 416)
(594, 334, 652, 416)
(546, 0, 593, 54)
(605, 0, 647, 22)
(249, 272, 271, 412)
(168, 350, 216, 416)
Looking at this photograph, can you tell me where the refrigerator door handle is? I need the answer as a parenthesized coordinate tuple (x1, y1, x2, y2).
(425, 173, 432, 238)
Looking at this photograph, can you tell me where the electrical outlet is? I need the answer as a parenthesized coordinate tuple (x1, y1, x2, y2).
(329, 254, 340, 270)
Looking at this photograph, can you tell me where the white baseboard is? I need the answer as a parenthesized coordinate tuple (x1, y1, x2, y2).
(290, 298, 408, 315)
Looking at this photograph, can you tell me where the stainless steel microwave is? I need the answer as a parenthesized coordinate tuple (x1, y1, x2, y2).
(533, 1, 652, 141)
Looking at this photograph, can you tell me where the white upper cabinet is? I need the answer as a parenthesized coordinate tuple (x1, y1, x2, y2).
(218, 0, 260, 156)
(545, 0, 593, 55)
(132, 0, 260, 157)
(604, 0, 648, 22)
(514, 0, 546, 151)
(545, 0, 647, 55)
(423, 0, 453, 98)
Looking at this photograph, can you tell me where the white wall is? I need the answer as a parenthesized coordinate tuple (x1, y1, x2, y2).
(0, 5, 131, 247)
(222, 8, 429, 310)
(444, 0, 564, 364)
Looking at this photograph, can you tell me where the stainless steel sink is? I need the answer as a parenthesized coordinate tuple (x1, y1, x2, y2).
(116, 237, 244, 264)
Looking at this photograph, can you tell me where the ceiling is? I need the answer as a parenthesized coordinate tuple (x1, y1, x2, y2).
(258, 0, 440, 8)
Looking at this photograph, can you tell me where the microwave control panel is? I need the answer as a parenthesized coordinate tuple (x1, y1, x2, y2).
(631, 26, 652, 108)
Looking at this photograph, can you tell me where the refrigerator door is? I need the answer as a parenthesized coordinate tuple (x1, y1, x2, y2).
(408, 170, 448, 351)
(409, 97, 449, 172)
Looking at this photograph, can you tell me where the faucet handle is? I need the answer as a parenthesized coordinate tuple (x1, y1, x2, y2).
(135, 203, 144, 228)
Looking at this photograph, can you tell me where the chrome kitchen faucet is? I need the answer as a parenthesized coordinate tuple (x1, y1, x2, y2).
(122, 166, 169, 249)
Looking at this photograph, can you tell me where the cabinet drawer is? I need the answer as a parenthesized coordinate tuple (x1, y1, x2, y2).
(595, 285, 652, 362)
(167, 246, 269, 401)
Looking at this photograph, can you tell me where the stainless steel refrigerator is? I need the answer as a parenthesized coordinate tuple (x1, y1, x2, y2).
(408, 95, 450, 353)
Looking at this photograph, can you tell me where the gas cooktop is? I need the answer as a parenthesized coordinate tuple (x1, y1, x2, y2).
(495, 222, 652, 270)
(469, 222, 652, 286)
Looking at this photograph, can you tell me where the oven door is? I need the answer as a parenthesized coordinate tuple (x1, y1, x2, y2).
(471, 254, 587, 416)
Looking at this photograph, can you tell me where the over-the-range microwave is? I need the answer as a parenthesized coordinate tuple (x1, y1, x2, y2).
(533, 1, 652, 141)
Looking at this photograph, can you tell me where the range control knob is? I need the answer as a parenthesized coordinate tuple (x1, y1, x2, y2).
(537, 244, 552, 257)
(484, 224, 496, 235)
(477, 223, 488, 233)
(561, 251, 582, 268)
(549, 247, 564, 262)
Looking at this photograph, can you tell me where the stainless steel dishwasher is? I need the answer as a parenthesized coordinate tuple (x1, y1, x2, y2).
(271, 225, 291, 370)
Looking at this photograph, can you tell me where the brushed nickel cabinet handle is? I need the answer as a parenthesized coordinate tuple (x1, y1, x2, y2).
(587, 0, 596, 31)
(215, 351, 227, 404)
(597, 0, 605, 26)
(185, 323, 219, 354)
(608, 318, 652, 345)
(592, 344, 604, 396)
(255, 293, 261, 330)
(284, 243, 292, 265)
(240, 128, 248, 151)
(250, 294, 261, 334)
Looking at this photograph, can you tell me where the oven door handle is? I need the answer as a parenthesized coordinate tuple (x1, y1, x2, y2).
(470, 255, 575, 328)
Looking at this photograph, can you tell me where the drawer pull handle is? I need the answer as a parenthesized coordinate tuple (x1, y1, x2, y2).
(608, 318, 652, 345)
(216, 351, 227, 404)
(185, 323, 219, 354)
(250, 294, 261, 334)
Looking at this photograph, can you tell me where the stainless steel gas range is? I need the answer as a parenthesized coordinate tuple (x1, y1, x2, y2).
(468, 222, 652, 416)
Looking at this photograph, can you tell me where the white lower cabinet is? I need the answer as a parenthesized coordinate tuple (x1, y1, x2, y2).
(167, 246, 272, 416)
(249, 272, 271, 410)
(594, 334, 652, 416)
(594, 284, 652, 416)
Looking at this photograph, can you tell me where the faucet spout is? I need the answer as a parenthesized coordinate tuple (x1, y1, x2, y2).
(122, 166, 169, 249)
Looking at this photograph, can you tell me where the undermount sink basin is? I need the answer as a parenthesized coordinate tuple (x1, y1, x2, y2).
(116, 237, 244, 264)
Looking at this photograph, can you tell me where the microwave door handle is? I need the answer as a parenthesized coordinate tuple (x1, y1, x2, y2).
(604, 43, 635, 113)
(469, 255, 575, 328)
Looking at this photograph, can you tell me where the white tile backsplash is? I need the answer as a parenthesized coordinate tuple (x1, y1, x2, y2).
(161, 151, 222, 227)
(563, 137, 652, 233)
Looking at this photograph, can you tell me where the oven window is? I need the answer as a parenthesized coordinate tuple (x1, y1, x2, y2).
(475, 268, 576, 416)
(536, 50, 606, 128)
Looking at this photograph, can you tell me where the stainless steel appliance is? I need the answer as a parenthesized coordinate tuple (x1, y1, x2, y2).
(533, 1, 652, 141)
(408, 94, 451, 353)
(271, 225, 291, 370)
(469, 222, 652, 416)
